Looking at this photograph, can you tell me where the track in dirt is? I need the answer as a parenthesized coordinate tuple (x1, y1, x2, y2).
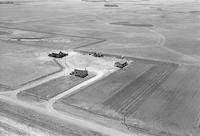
(103, 63, 178, 117)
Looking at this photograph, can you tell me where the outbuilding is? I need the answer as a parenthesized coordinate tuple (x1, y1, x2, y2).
(48, 51, 68, 58)
(93, 52, 103, 57)
(115, 61, 127, 68)
(70, 69, 88, 78)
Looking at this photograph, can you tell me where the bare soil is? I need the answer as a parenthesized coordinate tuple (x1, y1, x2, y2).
(18, 74, 95, 102)
(129, 65, 200, 136)
(102, 63, 178, 117)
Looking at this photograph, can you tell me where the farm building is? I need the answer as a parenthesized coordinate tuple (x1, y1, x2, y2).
(70, 69, 88, 78)
(48, 51, 68, 58)
(114, 61, 127, 68)
(93, 53, 103, 57)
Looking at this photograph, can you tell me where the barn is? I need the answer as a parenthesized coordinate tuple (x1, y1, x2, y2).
(70, 69, 88, 78)
(114, 61, 127, 68)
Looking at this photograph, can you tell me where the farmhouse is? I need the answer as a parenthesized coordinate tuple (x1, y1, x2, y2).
(48, 51, 68, 58)
(70, 69, 88, 78)
(114, 61, 127, 68)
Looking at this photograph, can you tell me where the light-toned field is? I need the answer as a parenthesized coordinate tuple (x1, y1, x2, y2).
(0, 27, 101, 50)
(0, 41, 61, 92)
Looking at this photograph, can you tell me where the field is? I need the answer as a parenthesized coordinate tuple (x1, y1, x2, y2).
(54, 59, 177, 132)
(56, 61, 153, 112)
(0, 0, 200, 136)
(102, 63, 177, 117)
(128, 65, 200, 136)
(0, 40, 61, 92)
(18, 74, 94, 102)
(54, 59, 200, 136)
(0, 27, 101, 50)
(79, 46, 200, 65)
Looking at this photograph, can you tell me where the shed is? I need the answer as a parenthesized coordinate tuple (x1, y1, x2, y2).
(93, 53, 103, 57)
(48, 51, 68, 58)
(115, 61, 127, 68)
(70, 69, 88, 78)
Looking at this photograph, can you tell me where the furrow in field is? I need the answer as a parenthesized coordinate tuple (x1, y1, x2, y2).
(121, 68, 174, 116)
(103, 64, 177, 117)
(103, 65, 164, 109)
(116, 66, 166, 113)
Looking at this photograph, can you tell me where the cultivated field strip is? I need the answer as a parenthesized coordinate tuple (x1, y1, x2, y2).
(120, 67, 174, 116)
(103, 64, 178, 116)
(18, 75, 94, 102)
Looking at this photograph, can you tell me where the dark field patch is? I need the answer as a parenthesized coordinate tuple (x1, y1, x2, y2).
(0, 31, 10, 35)
(174, 11, 186, 14)
(190, 11, 200, 15)
(103, 64, 178, 116)
(110, 22, 154, 27)
(0, 1, 14, 4)
(18, 75, 94, 102)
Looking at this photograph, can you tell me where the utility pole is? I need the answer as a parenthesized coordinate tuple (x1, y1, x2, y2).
(123, 113, 130, 130)
(65, 55, 66, 65)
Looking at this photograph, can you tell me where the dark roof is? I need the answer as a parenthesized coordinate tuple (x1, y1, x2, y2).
(73, 69, 88, 78)
(48, 51, 68, 58)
